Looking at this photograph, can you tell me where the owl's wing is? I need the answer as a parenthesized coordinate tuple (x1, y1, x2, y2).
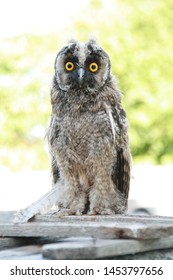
(47, 115, 60, 185)
(115, 147, 131, 199)
(51, 156, 60, 184)
(111, 106, 131, 200)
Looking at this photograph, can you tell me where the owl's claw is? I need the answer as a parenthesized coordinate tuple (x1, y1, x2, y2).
(88, 207, 114, 215)
(76, 209, 83, 216)
(55, 208, 83, 217)
(56, 209, 73, 217)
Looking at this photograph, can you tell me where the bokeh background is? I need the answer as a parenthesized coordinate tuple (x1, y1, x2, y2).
(0, 0, 173, 214)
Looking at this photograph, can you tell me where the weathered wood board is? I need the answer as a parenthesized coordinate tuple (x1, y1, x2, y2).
(0, 237, 34, 250)
(43, 236, 173, 260)
(0, 245, 42, 260)
(1, 211, 173, 259)
(1, 211, 173, 240)
(1, 236, 173, 260)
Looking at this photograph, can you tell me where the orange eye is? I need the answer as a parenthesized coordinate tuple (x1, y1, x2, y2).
(65, 61, 75, 71)
(89, 62, 99, 73)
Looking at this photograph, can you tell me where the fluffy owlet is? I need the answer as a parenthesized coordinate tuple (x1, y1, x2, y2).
(13, 39, 131, 223)
(47, 39, 131, 216)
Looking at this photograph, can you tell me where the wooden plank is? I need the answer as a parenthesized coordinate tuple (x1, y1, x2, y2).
(35, 212, 173, 223)
(113, 248, 173, 260)
(0, 237, 33, 250)
(2, 211, 173, 224)
(0, 236, 60, 250)
(42, 236, 173, 259)
(0, 211, 14, 223)
(13, 187, 59, 223)
(1, 220, 173, 240)
(0, 245, 42, 260)
(14, 254, 43, 260)
(1, 212, 173, 240)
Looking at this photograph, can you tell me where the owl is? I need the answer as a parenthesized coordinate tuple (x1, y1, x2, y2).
(14, 39, 131, 223)
(46, 39, 132, 216)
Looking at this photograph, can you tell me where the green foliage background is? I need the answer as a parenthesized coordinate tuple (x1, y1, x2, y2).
(0, 0, 173, 170)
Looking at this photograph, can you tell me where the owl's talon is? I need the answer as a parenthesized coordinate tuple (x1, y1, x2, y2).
(56, 208, 84, 216)
(56, 209, 75, 217)
(99, 209, 115, 215)
(88, 208, 114, 215)
(76, 209, 83, 216)
(87, 210, 96, 215)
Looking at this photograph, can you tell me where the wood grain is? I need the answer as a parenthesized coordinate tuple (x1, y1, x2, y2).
(0, 245, 42, 260)
(43, 236, 173, 259)
(1, 212, 173, 259)
(1, 211, 173, 240)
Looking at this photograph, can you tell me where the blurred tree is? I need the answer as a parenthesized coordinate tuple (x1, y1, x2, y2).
(0, 0, 173, 170)
(0, 34, 58, 170)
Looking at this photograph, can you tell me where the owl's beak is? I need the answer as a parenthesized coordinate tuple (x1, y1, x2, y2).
(78, 68, 85, 87)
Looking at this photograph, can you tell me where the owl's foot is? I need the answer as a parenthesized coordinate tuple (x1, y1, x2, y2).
(88, 207, 115, 215)
(55, 208, 83, 217)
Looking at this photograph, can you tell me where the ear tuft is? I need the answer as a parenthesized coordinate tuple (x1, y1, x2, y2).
(87, 38, 97, 45)
(68, 38, 78, 45)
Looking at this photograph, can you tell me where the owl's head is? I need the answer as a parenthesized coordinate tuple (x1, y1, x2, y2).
(54, 40, 111, 92)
